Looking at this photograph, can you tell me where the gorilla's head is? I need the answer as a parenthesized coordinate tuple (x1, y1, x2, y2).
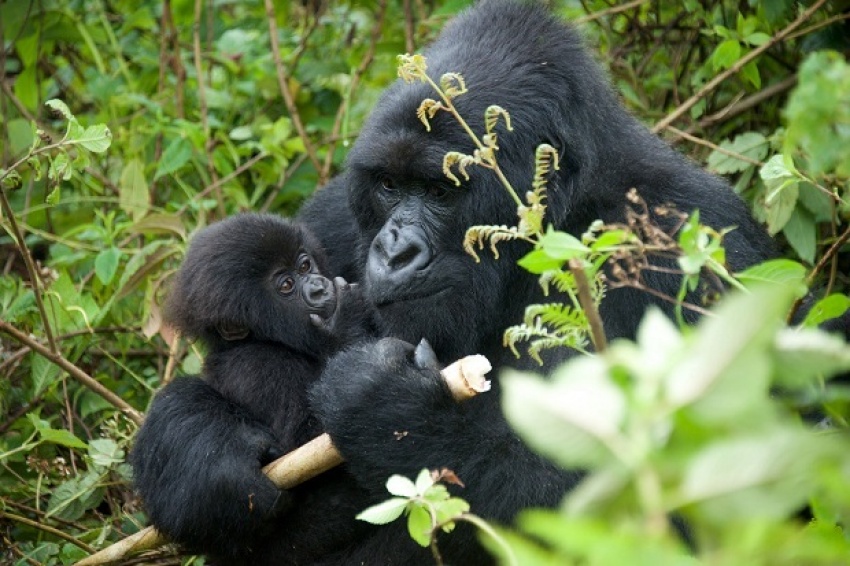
(166, 213, 340, 355)
(344, 1, 615, 361)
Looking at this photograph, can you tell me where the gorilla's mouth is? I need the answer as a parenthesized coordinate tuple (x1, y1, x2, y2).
(372, 287, 450, 308)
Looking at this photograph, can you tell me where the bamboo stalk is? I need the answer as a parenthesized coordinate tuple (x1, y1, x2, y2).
(75, 354, 491, 566)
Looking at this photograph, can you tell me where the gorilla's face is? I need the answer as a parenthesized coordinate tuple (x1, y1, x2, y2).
(346, 84, 522, 360)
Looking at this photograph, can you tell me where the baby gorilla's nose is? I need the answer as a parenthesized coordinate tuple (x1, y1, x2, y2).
(302, 274, 335, 308)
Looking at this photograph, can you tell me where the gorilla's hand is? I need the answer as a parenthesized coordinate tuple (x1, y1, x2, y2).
(312, 277, 374, 344)
(310, 338, 469, 492)
(131, 377, 291, 557)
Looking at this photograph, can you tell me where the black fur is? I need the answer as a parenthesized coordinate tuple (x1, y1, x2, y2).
(131, 2, 780, 563)
(131, 213, 374, 559)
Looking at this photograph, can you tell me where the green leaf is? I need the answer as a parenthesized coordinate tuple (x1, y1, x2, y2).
(665, 285, 795, 423)
(706, 132, 768, 175)
(386, 474, 418, 498)
(120, 158, 150, 221)
(30, 354, 61, 398)
(356, 498, 408, 525)
(801, 294, 850, 328)
(44, 99, 75, 122)
(154, 137, 193, 180)
(745, 32, 771, 46)
(772, 328, 850, 389)
(435, 497, 470, 528)
(407, 504, 433, 547)
(46, 470, 103, 521)
(415, 469, 435, 495)
(517, 249, 562, 275)
(679, 429, 841, 523)
(94, 247, 122, 285)
(229, 125, 254, 140)
(782, 208, 816, 264)
(502, 359, 625, 469)
(89, 438, 125, 468)
(538, 229, 589, 261)
(736, 259, 806, 293)
(712, 39, 741, 71)
(38, 427, 88, 450)
(76, 124, 112, 153)
(740, 60, 761, 89)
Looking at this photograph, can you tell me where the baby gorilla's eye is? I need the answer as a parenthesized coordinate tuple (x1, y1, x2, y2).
(379, 177, 396, 192)
(278, 276, 295, 295)
(297, 256, 312, 274)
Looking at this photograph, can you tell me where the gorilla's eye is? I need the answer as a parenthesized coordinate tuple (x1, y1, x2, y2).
(297, 256, 312, 274)
(428, 185, 449, 199)
(278, 276, 295, 295)
(379, 177, 396, 192)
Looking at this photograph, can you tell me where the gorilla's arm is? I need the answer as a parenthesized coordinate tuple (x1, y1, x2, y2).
(310, 340, 579, 561)
(130, 376, 290, 557)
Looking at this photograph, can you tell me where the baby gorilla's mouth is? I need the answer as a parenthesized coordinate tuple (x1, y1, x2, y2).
(309, 277, 349, 328)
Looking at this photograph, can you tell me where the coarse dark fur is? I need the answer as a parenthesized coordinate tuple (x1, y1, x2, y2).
(131, 2, 782, 564)
(131, 213, 374, 558)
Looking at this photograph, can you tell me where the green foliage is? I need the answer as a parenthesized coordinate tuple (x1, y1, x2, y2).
(2, 0, 849, 564)
(493, 285, 850, 565)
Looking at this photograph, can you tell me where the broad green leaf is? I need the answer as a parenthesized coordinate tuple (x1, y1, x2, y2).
(502, 359, 625, 469)
(538, 229, 589, 261)
(154, 137, 193, 180)
(407, 504, 433, 547)
(679, 429, 842, 523)
(355, 498, 409, 525)
(434, 498, 470, 527)
(44, 99, 75, 121)
(15, 66, 38, 110)
(712, 39, 741, 71)
(801, 294, 850, 328)
(46, 470, 103, 520)
(120, 158, 150, 221)
(76, 124, 112, 153)
(736, 259, 806, 294)
(30, 354, 61, 397)
(740, 60, 761, 89)
(745, 32, 771, 46)
(386, 474, 417, 498)
(517, 249, 562, 274)
(665, 285, 794, 423)
(414, 468, 434, 495)
(89, 438, 125, 468)
(130, 213, 187, 238)
(782, 208, 816, 264)
(39, 427, 89, 449)
(772, 328, 850, 389)
(229, 125, 254, 140)
(707, 132, 768, 175)
(94, 247, 121, 285)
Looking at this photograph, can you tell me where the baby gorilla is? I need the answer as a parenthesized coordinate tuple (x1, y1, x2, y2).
(165, 212, 374, 454)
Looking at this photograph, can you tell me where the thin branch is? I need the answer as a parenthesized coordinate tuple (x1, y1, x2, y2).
(0, 510, 95, 554)
(652, 0, 827, 133)
(192, 0, 225, 217)
(575, 0, 649, 25)
(176, 151, 270, 214)
(403, 0, 415, 54)
(698, 75, 797, 128)
(264, 0, 323, 177)
(568, 259, 608, 352)
(0, 187, 59, 353)
(0, 321, 143, 425)
(320, 0, 387, 182)
(787, 222, 850, 323)
(664, 125, 763, 166)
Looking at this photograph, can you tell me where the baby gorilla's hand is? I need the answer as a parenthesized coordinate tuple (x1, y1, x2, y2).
(310, 277, 371, 343)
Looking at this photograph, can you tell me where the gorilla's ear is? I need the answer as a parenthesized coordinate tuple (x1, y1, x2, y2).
(216, 321, 249, 341)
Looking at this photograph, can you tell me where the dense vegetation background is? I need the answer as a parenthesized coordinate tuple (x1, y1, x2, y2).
(0, 0, 848, 564)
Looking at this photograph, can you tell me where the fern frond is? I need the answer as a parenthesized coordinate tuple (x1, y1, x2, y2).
(523, 303, 588, 334)
(397, 53, 428, 83)
(532, 144, 560, 193)
(440, 72, 467, 98)
(484, 105, 513, 135)
(464, 224, 522, 262)
(443, 151, 476, 186)
(416, 99, 444, 132)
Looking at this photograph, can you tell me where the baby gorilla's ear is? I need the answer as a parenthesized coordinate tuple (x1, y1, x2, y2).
(216, 321, 249, 341)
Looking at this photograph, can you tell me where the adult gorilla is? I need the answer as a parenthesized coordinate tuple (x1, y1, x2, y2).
(131, 0, 776, 563)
